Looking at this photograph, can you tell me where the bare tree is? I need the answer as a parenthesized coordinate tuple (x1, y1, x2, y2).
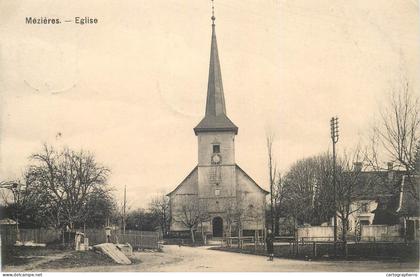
(172, 197, 209, 243)
(335, 150, 367, 243)
(149, 194, 170, 237)
(281, 150, 379, 248)
(332, 147, 397, 259)
(415, 142, 420, 173)
(222, 193, 249, 248)
(223, 200, 237, 246)
(28, 144, 110, 229)
(367, 82, 420, 199)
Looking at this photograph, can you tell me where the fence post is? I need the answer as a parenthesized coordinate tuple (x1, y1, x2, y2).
(313, 242, 317, 258)
(373, 237, 376, 257)
(344, 241, 348, 258)
(140, 232, 142, 248)
(254, 232, 257, 252)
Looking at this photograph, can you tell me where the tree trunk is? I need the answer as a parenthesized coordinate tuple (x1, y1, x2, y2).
(342, 218, 348, 258)
(228, 224, 232, 247)
(190, 228, 195, 243)
(275, 214, 280, 236)
(238, 225, 242, 248)
(200, 221, 206, 245)
(342, 217, 348, 242)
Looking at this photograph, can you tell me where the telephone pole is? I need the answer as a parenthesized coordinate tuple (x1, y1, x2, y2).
(123, 185, 127, 235)
(330, 116, 339, 257)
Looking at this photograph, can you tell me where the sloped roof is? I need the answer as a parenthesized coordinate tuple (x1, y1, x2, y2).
(167, 165, 269, 197)
(236, 164, 270, 194)
(345, 169, 419, 219)
(337, 169, 408, 224)
(194, 114, 238, 134)
(342, 170, 404, 201)
(166, 166, 198, 196)
(397, 175, 419, 217)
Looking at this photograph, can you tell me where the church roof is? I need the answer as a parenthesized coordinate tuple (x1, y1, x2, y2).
(167, 164, 269, 197)
(166, 166, 198, 197)
(236, 165, 270, 194)
(194, 20, 238, 135)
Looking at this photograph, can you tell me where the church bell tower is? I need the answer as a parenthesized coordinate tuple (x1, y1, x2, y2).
(167, 1, 268, 237)
(193, 6, 238, 213)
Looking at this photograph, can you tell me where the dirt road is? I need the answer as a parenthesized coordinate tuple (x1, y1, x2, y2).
(49, 245, 418, 272)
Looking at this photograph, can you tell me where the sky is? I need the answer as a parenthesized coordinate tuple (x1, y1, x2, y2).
(0, 0, 419, 209)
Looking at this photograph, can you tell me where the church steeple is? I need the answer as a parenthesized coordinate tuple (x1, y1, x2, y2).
(194, 2, 238, 135)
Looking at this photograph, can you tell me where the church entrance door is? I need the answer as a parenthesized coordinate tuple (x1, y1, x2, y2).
(212, 217, 223, 237)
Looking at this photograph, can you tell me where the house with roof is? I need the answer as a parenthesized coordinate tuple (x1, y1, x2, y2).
(167, 13, 268, 239)
(394, 173, 419, 241)
(335, 162, 419, 241)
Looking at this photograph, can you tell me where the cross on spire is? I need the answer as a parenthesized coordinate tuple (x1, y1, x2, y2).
(211, 0, 215, 25)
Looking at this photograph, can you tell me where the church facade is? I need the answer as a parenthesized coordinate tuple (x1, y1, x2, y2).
(167, 16, 268, 238)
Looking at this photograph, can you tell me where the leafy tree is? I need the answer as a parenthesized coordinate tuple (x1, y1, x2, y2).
(125, 209, 159, 231)
(83, 188, 117, 228)
(282, 153, 334, 226)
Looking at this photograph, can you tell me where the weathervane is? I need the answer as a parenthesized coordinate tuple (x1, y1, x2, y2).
(211, 0, 216, 24)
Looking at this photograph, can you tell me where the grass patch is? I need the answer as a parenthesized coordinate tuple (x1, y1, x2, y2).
(2, 245, 141, 269)
(40, 250, 118, 269)
(39, 250, 142, 269)
(211, 242, 419, 263)
(1, 246, 63, 266)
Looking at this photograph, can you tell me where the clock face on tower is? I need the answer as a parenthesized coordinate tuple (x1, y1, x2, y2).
(211, 154, 221, 164)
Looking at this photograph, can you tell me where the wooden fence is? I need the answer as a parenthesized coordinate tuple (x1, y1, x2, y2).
(118, 232, 160, 249)
(80, 228, 160, 249)
(0, 227, 62, 245)
(0, 226, 160, 249)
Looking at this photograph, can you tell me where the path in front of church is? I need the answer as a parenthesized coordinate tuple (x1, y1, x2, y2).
(55, 245, 418, 272)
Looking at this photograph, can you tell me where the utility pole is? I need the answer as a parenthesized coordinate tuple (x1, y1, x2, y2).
(123, 185, 126, 235)
(330, 116, 339, 257)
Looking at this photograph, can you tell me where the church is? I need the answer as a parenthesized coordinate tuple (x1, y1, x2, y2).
(167, 11, 268, 239)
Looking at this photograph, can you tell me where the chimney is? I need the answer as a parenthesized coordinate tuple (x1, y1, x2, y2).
(354, 162, 363, 172)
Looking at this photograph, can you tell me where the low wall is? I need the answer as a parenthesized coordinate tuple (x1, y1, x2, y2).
(361, 225, 402, 241)
(297, 226, 334, 241)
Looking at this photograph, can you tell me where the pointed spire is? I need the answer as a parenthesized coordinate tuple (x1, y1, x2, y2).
(206, 10, 226, 117)
(194, 1, 238, 135)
